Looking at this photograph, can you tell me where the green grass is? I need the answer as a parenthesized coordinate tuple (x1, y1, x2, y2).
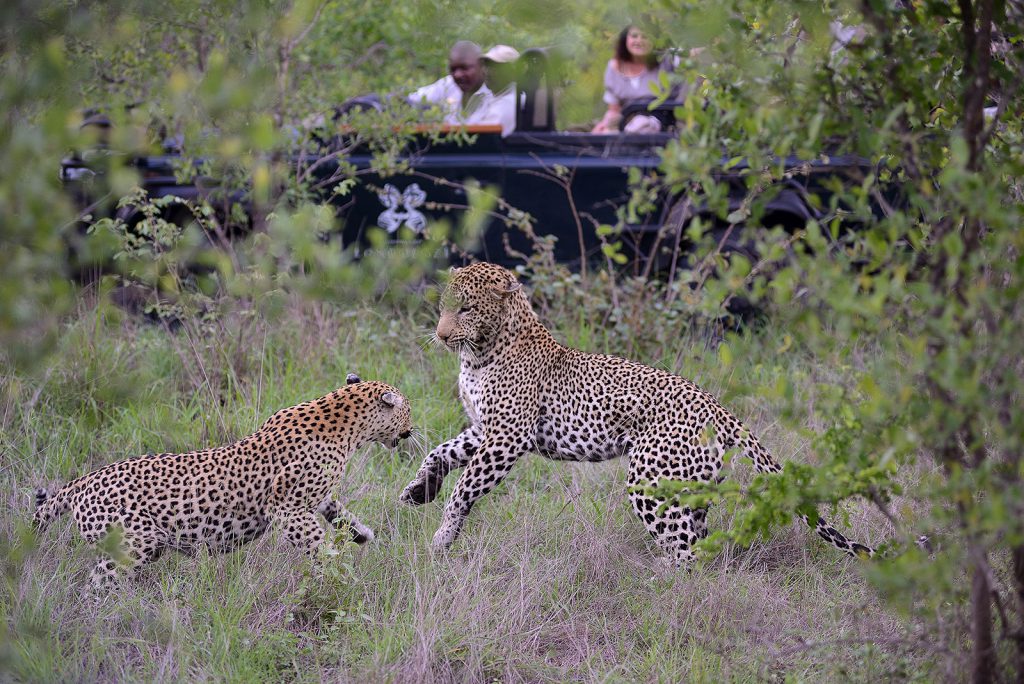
(1, 298, 938, 682)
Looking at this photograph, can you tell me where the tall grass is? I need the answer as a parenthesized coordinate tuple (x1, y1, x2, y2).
(1, 294, 937, 682)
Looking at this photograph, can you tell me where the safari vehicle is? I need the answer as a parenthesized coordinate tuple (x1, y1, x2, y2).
(59, 49, 881, 273)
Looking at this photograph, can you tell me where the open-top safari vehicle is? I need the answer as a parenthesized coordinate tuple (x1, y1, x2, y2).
(60, 48, 885, 274)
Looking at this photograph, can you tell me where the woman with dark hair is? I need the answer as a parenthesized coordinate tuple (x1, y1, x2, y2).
(591, 25, 671, 133)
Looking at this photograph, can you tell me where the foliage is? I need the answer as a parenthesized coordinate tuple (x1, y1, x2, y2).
(3, 0, 1024, 680)
(0, 0, 655, 368)
(632, 0, 1024, 679)
(1, 304, 937, 681)
(286, 533, 362, 631)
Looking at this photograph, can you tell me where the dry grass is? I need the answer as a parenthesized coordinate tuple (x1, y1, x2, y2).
(0, 299, 937, 682)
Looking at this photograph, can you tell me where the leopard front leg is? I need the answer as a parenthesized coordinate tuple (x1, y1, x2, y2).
(271, 508, 329, 554)
(432, 434, 530, 551)
(318, 499, 374, 544)
(400, 425, 483, 506)
(269, 468, 331, 555)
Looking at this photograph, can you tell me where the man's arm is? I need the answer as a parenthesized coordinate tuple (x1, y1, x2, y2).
(408, 75, 453, 107)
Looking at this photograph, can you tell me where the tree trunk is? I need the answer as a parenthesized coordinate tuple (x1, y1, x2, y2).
(1014, 545, 1024, 683)
(971, 550, 995, 684)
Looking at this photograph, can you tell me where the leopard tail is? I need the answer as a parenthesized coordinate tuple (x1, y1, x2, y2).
(727, 418, 874, 559)
(32, 484, 75, 532)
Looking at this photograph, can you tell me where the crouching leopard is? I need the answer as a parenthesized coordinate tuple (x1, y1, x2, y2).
(400, 262, 872, 566)
(34, 375, 412, 588)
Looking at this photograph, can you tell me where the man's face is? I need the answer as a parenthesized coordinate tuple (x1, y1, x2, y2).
(449, 54, 484, 94)
(484, 61, 514, 92)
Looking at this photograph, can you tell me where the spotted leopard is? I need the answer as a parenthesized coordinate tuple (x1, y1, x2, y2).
(34, 374, 412, 588)
(400, 262, 872, 566)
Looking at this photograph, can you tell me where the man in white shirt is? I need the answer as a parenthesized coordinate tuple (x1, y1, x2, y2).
(408, 42, 519, 136)
(478, 44, 520, 136)
(408, 41, 490, 125)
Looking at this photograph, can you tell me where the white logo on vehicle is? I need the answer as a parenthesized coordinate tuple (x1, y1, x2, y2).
(377, 183, 427, 234)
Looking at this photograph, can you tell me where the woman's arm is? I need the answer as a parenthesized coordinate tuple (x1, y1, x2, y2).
(592, 60, 622, 133)
(591, 102, 622, 133)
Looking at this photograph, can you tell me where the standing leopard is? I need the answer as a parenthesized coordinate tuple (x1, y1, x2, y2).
(400, 262, 872, 566)
(34, 374, 412, 588)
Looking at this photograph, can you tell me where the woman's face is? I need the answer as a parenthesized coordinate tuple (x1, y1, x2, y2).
(626, 28, 652, 60)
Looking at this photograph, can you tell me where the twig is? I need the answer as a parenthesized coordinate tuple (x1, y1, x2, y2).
(866, 486, 901, 530)
(519, 151, 588, 277)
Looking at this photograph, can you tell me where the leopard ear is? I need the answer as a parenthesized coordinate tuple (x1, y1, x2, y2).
(490, 280, 522, 300)
(346, 373, 362, 385)
(380, 391, 401, 407)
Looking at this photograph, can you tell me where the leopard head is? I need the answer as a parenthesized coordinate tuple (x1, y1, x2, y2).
(374, 385, 413, 448)
(340, 380, 413, 449)
(434, 263, 531, 357)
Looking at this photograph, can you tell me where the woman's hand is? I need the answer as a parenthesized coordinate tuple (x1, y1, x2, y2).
(591, 105, 622, 133)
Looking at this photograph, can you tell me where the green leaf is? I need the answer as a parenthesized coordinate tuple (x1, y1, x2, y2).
(718, 342, 733, 367)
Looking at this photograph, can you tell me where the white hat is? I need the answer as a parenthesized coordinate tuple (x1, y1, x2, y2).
(482, 45, 520, 63)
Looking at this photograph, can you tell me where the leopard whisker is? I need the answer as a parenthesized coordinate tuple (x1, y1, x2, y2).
(401, 426, 430, 457)
(417, 330, 444, 352)
(461, 338, 482, 364)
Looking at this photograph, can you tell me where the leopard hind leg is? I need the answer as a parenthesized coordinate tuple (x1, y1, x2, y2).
(84, 508, 168, 591)
(626, 449, 708, 567)
(627, 488, 708, 568)
(626, 432, 721, 568)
